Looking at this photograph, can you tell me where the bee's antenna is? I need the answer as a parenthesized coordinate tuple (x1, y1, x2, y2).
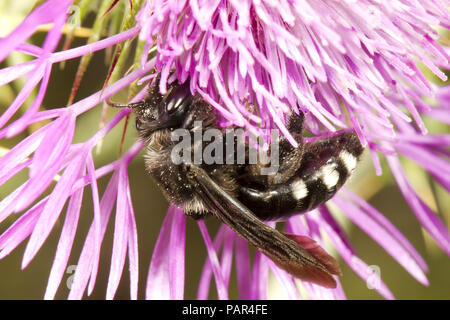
(106, 98, 144, 109)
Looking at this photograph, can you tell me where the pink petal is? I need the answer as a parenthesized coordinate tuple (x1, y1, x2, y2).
(197, 225, 226, 300)
(14, 113, 76, 212)
(106, 166, 130, 300)
(29, 111, 74, 178)
(0, 113, 48, 181)
(342, 189, 428, 272)
(68, 171, 119, 299)
(0, 184, 26, 224)
(220, 227, 234, 287)
(286, 215, 344, 300)
(168, 207, 186, 300)
(333, 195, 429, 286)
(146, 206, 176, 300)
(266, 259, 300, 300)
(0, 0, 72, 63)
(0, 199, 46, 259)
(234, 236, 252, 299)
(0, 60, 36, 87)
(6, 62, 53, 138)
(313, 208, 394, 300)
(44, 184, 84, 300)
(250, 251, 269, 300)
(0, 60, 46, 131)
(197, 219, 228, 300)
(21, 151, 87, 269)
(387, 155, 450, 255)
(127, 193, 139, 300)
(86, 154, 102, 296)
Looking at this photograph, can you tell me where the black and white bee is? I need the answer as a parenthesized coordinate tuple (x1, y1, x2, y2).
(111, 75, 363, 288)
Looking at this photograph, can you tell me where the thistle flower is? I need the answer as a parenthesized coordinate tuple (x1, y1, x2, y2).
(0, 0, 449, 300)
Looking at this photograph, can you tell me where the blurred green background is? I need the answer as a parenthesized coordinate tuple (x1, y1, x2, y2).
(0, 1, 449, 300)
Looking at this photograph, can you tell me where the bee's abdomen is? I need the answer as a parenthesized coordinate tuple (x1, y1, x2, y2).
(238, 146, 361, 221)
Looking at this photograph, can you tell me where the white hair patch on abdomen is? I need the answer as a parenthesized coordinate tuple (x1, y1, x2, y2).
(339, 150, 357, 173)
(318, 163, 340, 190)
(291, 179, 308, 200)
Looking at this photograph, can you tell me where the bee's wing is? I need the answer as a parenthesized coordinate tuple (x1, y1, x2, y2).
(187, 164, 341, 288)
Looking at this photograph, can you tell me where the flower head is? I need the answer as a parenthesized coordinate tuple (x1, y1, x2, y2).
(0, 0, 449, 300)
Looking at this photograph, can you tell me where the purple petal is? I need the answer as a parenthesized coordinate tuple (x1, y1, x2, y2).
(197, 219, 228, 300)
(68, 171, 119, 300)
(168, 207, 186, 300)
(387, 155, 450, 255)
(286, 215, 344, 300)
(313, 207, 394, 300)
(67, 60, 155, 117)
(126, 184, 139, 300)
(13, 113, 76, 212)
(395, 143, 450, 187)
(266, 259, 300, 300)
(0, 184, 26, 224)
(220, 227, 234, 288)
(0, 199, 46, 259)
(0, 105, 46, 166)
(21, 151, 87, 269)
(16, 43, 43, 57)
(86, 154, 102, 296)
(146, 206, 176, 300)
(0, 0, 72, 63)
(250, 251, 269, 300)
(196, 225, 226, 300)
(332, 195, 429, 285)
(6, 62, 53, 138)
(0, 58, 46, 131)
(5, 9, 66, 137)
(197, 225, 235, 299)
(0, 158, 32, 191)
(423, 108, 450, 125)
(342, 189, 428, 272)
(106, 166, 130, 300)
(234, 236, 252, 299)
(44, 184, 84, 300)
(29, 112, 74, 178)
(0, 60, 36, 87)
(50, 27, 140, 64)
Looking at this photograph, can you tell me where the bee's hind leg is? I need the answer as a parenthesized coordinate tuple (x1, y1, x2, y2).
(244, 111, 306, 187)
(271, 111, 306, 185)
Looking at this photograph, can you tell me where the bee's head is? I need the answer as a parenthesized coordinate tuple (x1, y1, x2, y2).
(110, 80, 193, 137)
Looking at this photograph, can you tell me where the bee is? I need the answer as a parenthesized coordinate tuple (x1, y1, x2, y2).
(110, 75, 363, 288)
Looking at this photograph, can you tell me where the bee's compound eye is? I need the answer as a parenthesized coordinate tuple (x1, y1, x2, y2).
(166, 83, 191, 114)
(167, 95, 185, 113)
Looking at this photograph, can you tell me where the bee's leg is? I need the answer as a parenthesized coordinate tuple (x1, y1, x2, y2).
(238, 130, 364, 221)
(244, 112, 305, 187)
(271, 111, 305, 185)
(181, 195, 210, 220)
(178, 97, 217, 131)
(184, 210, 208, 220)
(147, 72, 164, 104)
